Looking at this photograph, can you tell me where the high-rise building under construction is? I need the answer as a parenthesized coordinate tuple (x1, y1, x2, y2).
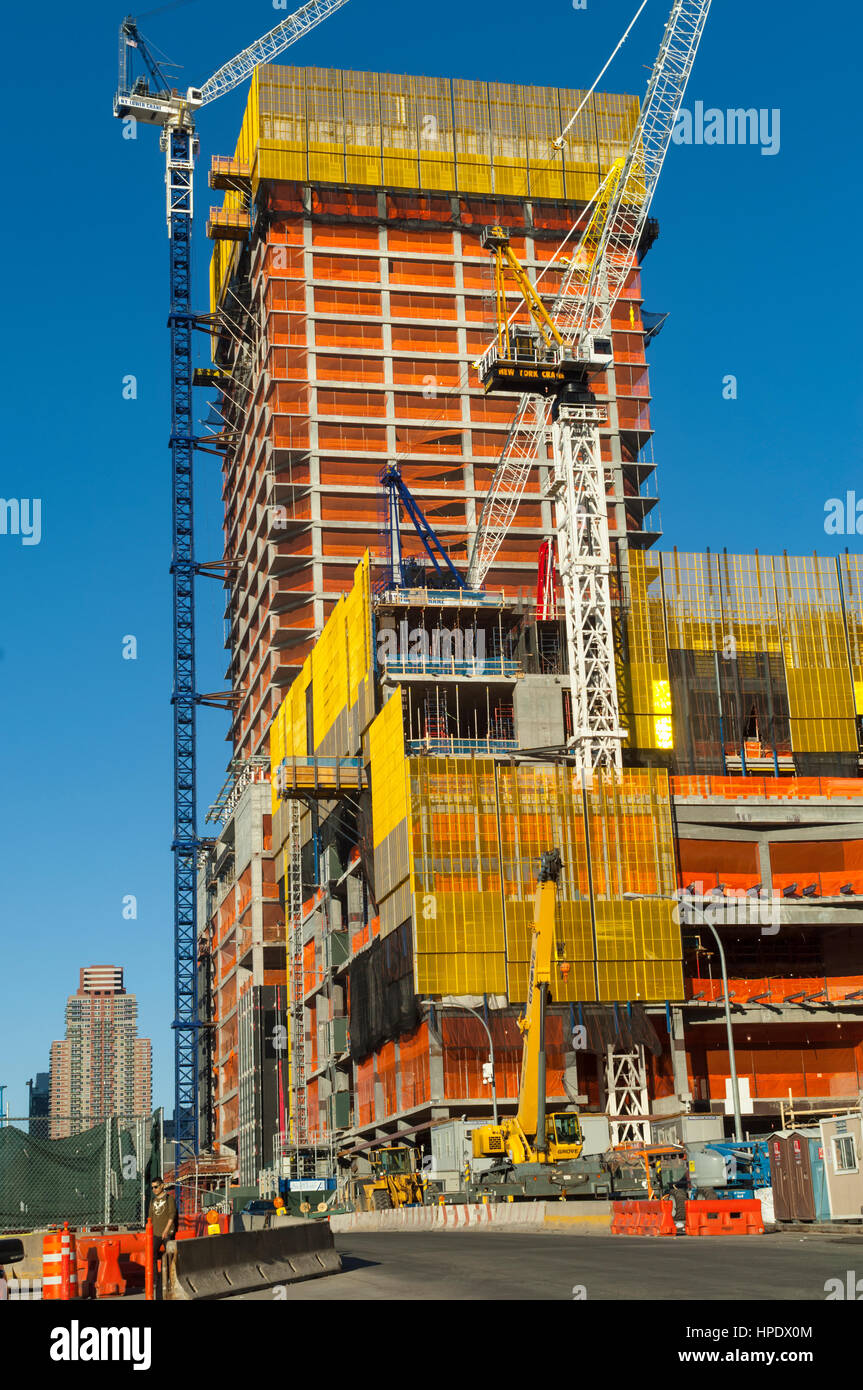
(207, 65, 654, 758)
(197, 63, 863, 1185)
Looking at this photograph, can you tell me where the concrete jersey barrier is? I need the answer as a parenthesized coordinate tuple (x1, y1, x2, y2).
(330, 1201, 613, 1235)
(165, 1219, 341, 1300)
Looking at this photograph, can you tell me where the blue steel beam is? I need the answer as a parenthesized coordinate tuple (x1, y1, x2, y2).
(380, 464, 465, 589)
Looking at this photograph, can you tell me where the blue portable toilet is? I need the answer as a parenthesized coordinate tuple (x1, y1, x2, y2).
(789, 1128, 831, 1222)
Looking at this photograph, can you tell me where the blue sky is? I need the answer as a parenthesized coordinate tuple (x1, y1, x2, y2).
(0, 0, 859, 1117)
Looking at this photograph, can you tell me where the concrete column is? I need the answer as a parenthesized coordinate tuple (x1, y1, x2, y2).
(428, 1022, 445, 1104)
(757, 837, 773, 892)
(670, 1006, 691, 1104)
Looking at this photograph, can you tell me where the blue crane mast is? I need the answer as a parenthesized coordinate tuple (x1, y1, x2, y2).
(112, 0, 350, 1170)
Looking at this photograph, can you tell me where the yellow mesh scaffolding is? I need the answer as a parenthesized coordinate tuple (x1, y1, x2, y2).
(242, 65, 637, 198)
(718, 553, 782, 655)
(268, 659, 311, 813)
(369, 691, 409, 850)
(659, 552, 724, 653)
(636, 552, 860, 758)
(626, 552, 673, 751)
(840, 554, 863, 716)
(345, 552, 372, 710)
(268, 553, 372, 811)
(210, 65, 639, 302)
(773, 555, 856, 752)
(402, 757, 681, 1002)
(585, 772, 681, 1001)
(311, 596, 349, 750)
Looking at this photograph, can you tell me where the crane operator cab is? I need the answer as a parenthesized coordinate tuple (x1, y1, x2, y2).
(548, 1111, 584, 1159)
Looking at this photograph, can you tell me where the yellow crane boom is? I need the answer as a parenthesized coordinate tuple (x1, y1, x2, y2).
(471, 849, 583, 1169)
(515, 849, 564, 1149)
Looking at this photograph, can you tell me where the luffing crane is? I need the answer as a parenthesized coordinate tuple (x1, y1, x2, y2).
(113, 0, 350, 1168)
(467, 0, 712, 778)
(381, 463, 467, 592)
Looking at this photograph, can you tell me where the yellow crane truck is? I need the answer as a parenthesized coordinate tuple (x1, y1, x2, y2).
(468, 851, 613, 1201)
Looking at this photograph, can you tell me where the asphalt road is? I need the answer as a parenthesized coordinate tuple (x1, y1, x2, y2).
(231, 1229, 863, 1301)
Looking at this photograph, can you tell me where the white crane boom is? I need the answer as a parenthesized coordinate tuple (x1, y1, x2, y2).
(467, 0, 712, 591)
(194, 0, 351, 108)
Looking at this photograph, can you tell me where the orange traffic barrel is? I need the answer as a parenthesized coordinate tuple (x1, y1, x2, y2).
(43, 1225, 79, 1300)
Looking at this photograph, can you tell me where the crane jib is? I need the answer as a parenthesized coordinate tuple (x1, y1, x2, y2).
(467, 0, 712, 593)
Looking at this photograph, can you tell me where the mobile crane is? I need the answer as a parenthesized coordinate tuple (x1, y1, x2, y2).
(467, 852, 688, 1203)
(472, 852, 584, 1170)
(467, 852, 617, 1200)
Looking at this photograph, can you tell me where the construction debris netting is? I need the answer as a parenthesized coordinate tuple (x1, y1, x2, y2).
(348, 922, 419, 1061)
(627, 551, 863, 765)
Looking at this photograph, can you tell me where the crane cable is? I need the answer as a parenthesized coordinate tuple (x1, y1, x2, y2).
(553, 0, 649, 150)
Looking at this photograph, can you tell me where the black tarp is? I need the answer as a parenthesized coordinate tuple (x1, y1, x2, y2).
(356, 792, 376, 905)
(568, 1001, 663, 1057)
(349, 921, 419, 1061)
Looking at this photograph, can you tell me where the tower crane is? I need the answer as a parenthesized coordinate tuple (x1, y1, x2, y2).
(466, 0, 712, 778)
(112, 0, 350, 1169)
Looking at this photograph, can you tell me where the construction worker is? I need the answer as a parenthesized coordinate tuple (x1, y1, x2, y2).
(148, 1178, 178, 1301)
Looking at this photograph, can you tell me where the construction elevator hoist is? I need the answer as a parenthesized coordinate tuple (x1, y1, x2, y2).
(112, 0, 350, 1168)
(468, 0, 713, 781)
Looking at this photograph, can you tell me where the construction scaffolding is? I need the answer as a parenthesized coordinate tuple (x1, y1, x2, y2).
(625, 551, 863, 774)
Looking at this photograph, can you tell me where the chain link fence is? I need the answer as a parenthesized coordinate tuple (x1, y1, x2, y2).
(0, 1115, 160, 1233)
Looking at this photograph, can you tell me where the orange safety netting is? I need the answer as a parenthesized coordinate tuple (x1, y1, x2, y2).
(399, 1025, 431, 1109)
(673, 775, 863, 801)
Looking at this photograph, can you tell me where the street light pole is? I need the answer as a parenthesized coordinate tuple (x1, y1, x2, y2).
(630, 890, 746, 1143)
(426, 1002, 498, 1124)
(701, 919, 744, 1142)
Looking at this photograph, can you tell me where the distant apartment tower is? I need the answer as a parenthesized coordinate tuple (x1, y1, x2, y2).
(49, 966, 152, 1139)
